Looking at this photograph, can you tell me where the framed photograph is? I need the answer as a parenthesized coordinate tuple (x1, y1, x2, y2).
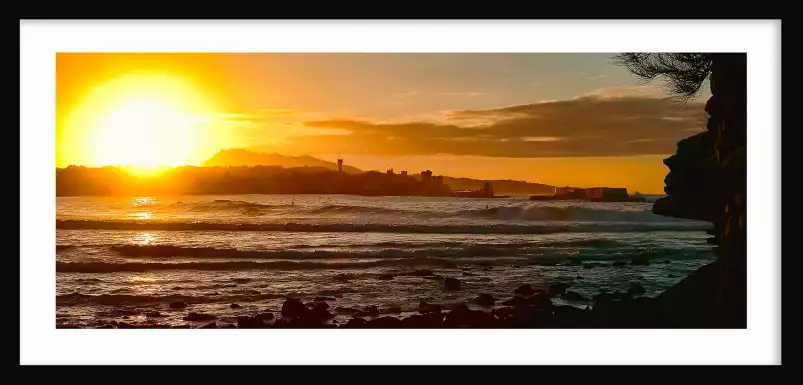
(20, 20, 781, 365)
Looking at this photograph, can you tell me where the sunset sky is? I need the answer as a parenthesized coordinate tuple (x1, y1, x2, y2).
(56, 53, 709, 194)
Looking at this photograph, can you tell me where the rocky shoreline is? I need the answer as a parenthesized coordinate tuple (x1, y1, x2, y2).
(58, 259, 736, 329)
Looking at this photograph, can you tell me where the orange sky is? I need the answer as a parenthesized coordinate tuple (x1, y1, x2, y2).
(57, 53, 709, 194)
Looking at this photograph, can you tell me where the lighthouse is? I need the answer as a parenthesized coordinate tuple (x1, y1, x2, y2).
(337, 157, 343, 173)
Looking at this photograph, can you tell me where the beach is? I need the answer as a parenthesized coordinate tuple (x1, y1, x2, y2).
(56, 194, 716, 328)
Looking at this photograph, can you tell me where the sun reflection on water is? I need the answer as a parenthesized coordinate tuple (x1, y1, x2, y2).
(130, 211, 153, 220)
(133, 232, 158, 245)
(132, 197, 155, 206)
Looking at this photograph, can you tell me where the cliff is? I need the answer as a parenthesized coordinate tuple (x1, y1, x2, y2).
(651, 53, 746, 327)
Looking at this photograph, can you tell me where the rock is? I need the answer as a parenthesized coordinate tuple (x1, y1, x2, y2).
(662, 260, 672, 264)
(312, 302, 334, 320)
(443, 304, 496, 328)
(145, 311, 164, 318)
(219, 323, 236, 329)
(576, 275, 583, 279)
(230, 303, 241, 309)
(341, 317, 367, 328)
(281, 298, 311, 318)
(418, 301, 442, 314)
(382, 305, 402, 314)
(198, 321, 217, 329)
(527, 293, 553, 308)
(122, 316, 129, 319)
(402, 312, 444, 328)
(314, 296, 336, 302)
(183, 312, 217, 322)
(443, 277, 461, 290)
(254, 312, 274, 321)
(560, 290, 586, 302)
(115, 322, 134, 329)
(548, 282, 570, 296)
(169, 301, 188, 309)
(501, 296, 531, 308)
(313, 301, 330, 310)
(628, 284, 647, 296)
(334, 306, 360, 315)
(237, 316, 263, 329)
(472, 293, 495, 307)
(363, 305, 379, 317)
(409, 269, 434, 277)
(366, 316, 403, 328)
(514, 284, 536, 297)
(494, 307, 516, 319)
(612, 260, 628, 267)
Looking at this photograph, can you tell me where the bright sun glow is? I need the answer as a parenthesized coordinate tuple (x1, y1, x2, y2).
(62, 72, 223, 170)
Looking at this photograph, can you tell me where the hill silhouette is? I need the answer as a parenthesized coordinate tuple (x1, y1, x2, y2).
(202, 149, 554, 195)
(204, 149, 363, 174)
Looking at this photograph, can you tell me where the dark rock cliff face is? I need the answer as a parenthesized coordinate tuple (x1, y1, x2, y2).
(653, 53, 746, 327)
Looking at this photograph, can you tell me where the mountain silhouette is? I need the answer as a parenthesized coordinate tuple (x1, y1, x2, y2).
(204, 149, 363, 174)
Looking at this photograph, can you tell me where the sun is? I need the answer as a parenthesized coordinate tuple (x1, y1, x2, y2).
(62, 72, 223, 170)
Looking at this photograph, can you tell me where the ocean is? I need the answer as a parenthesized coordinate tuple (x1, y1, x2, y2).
(56, 194, 716, 328)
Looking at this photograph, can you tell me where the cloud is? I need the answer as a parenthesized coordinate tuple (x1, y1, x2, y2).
(295, 94, 705, 158)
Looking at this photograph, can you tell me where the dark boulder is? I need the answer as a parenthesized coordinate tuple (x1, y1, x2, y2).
(183, 312, 217, 321)
(366, 316, 403, 328)
(197, 321, 217, 329)
(401, 312, 444, 328)
(281, 297, 311, 318)
(443, 277, 461, 290)
(662, 260, 672, 264)
(628, 284, 647, 296)
(548, 282, 570, 296)
(237, 316, 264, 328)
(377, 273, 396, 280)
(254, 312, 274, 321)
(341, 317, 367, 328)
(169, 301, 188, 309)
(312, 302, 334, 320)
(472, 293, 495, 307)
(443, 305, 497, 328)
(527, 292, 553, 308)
(409, 269, 434, 277)
(494, 307, 516, 319)
(501, 296, 531, 308)
(229, 303, 241, 309)
(145, 311, 164, 318)
(560, 290, 586, 302)
(418, 301, 442, 314)
(382, 305, 402, 314)
(514, 284, 536, 297)
(314, 296, 336, 302)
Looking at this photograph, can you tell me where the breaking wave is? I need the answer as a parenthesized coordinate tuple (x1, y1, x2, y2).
(57, 219, 711, 234)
